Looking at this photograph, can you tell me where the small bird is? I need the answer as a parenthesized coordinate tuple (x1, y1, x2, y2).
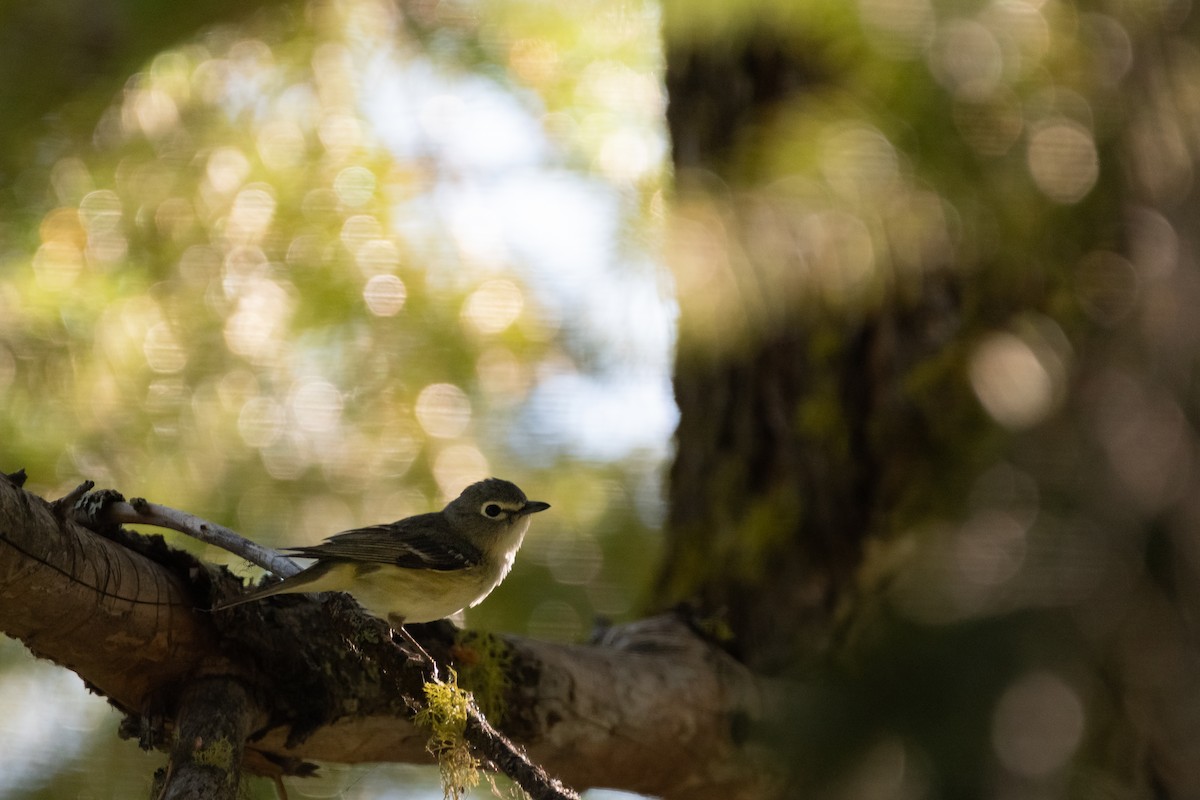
(215, 478, 550, 633)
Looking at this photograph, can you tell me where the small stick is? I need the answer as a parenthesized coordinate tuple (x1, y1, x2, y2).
(51, 480, 96, 519)
(109, 498, 300, 579)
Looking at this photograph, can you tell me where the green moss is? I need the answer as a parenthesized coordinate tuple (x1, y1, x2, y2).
(190, 736, 235, 774)
(415, 669, 480, 800)
(692, 610, 736, 645)
(455, 632, 513, 725)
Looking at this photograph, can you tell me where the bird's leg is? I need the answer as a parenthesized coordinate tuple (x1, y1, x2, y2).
(392, 621, 440, 682)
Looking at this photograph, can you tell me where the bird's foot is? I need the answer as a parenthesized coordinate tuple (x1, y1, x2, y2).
(393, 625, 441, 682)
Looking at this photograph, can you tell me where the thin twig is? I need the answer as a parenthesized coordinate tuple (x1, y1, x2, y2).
(108, 498, 300, 578)
(52, 480, 96, 519)
(463, 703, 580, 800)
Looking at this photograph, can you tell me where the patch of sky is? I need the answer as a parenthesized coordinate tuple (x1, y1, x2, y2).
(363, 46, 677, 464)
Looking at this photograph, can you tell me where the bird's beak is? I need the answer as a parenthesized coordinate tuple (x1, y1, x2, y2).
(519, 500, 551, 516)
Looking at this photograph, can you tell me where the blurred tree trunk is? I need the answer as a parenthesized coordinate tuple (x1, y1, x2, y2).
(657, 6, 942, 674)
(656, 3, 1200, 798)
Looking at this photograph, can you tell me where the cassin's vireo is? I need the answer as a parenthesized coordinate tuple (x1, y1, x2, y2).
(215, 478, 550, 627)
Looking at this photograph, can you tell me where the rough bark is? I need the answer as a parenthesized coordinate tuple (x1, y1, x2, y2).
(0, 472, 219, 704)
(158, 678, 262, 800)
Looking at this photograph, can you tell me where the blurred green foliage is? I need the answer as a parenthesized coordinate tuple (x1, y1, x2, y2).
(0, 0, 666, 796)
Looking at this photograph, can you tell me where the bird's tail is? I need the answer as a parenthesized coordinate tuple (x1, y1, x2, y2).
(210, 576, 294, 612)
(210, 560, 334, 612)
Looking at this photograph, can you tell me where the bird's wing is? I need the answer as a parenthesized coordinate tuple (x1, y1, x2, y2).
(285, 513, 484, 571)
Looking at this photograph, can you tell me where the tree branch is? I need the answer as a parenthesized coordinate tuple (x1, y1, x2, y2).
(71, 488, 298, 579)
(158, 677, 263, 800)
(0, 473, 218, 706)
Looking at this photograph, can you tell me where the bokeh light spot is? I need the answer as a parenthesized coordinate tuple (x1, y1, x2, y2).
(991, 672, 1085, 777)
(415, 383, 472, 438)
(803, 211, 876, 302)
(143, 323, 188, 374)
(374, 428, 420, 479)
(206, 147, 251, 195)
(192, 57, 231, 106)
(1027, 120, 1099, 204)
(238, 396, 285, 449)
(837, 737, 918, 800)
(261, 433, 308, 480)
(969, 332, 1059, 430)
(130, 87, 180, 139)
(363, 274, 407, 316)
(86, 230, 128, 268)
(355, 238, 400, 276)
(334, 165, 376, 207)
(476, 346, 528, 401)
(222, 245, 269, 289)
(286, 234, 324, 268)
(50, 157, 94, 205)
(40, 207, 85, 248)
(929, 20, 1003, 101)
(257, 119, 307, 171)
(1126, 206, 1178, 279)
(223, 277, 293, 362)
(318, 113, 362, 158)
(340, 214, 382, 251)
(462, 279, 524, 335)
(432, 443, 490, 498)
(953, 510, 1027, 591)
(228, 185, 277, 240)
(291, 379, 344, 434)
(1080, 14, 1133, 87)
(32, 242, 84, 289)
(78, 190, 123, 234)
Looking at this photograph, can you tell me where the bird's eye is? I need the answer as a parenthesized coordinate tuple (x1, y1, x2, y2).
(483, 503, 503, 518)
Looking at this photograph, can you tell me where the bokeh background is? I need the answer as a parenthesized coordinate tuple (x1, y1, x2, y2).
(6, 0, 1200, 797)
(0, 0, 670, 797)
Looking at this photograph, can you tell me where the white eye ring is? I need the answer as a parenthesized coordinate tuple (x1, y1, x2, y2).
(482, 502, 504, 518)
